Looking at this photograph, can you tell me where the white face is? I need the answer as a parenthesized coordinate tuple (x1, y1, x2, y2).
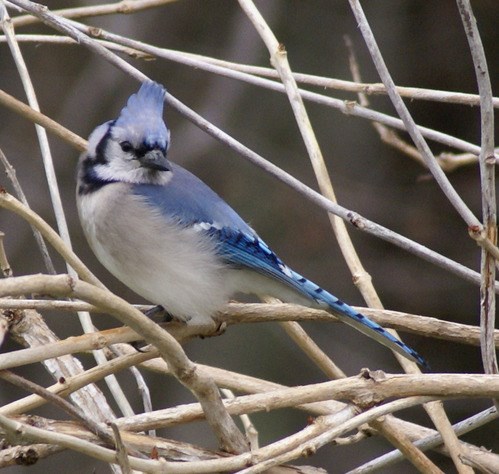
(78, 121, 172, 187)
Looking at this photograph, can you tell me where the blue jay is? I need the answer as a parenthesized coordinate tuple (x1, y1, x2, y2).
(76, 81, 426, 368)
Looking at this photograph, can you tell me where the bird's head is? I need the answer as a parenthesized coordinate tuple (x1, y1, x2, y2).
(78, 81, 172, 191)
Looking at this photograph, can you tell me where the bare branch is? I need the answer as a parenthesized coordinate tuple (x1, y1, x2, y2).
(0, 273, 248, 454)
(456, 0, 498, 378)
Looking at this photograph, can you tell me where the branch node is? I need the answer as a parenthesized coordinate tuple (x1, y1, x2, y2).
(485, 154, 496, 166)
(344, 100, 357, 114)
(88, 26, 103, 38)
(468, 225, 486, 243)
(347, 211, 364, 228)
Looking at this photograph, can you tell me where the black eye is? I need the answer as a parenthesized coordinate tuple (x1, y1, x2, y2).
(120, 141, 133, 153)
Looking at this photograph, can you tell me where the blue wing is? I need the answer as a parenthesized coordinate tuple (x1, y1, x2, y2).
(132, 163, 254, 233)
(207, 226, 427, 368)
(133, 165, 427, 368)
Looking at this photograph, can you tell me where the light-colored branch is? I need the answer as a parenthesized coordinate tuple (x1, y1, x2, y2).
(0, 443, 63, 468)
(76, 27, 483, 156)
(115, 372, 499, 433)
(0, 231, 11, 278)
(3, 27, 497, 111)
(3, 415, 226, 462)
(0, 3, 72, 249)
(221, 389, 259, 451)
(0, 88, 87, 151)
(148, 358, 499, 472)
(278, 320, 346, 379)
(367, 418, 444, 474)
(142, 358, 499, 472)
(237, 7, 441, 472)
(0, 191, 103, 287)
(5, 416, 324, 473)
(0, 369, 137, 457)
(109, 422, 133, 473)
(238, 397, 439, 474)
(347, 1, 480, 234)
(343, 35, 423, 168)
(155, 52, 498, 107)
(0, 413, 163, 473)
(0, 5, 495, 291)
(3, 307, 120, 445)
(437, 148, 499, 172)
(0, 31, 483, 157)
(0, 345, 340, 420)
(347, 3, 483, 472)
(352, 406, 497, 472)
(1, 301, 498, 374)
(0, 346, 158, 416)
(9, 0, 178, 27)
(0, 273, 248, 454)
(456, 0, 498, 378)
(0, 147, 55, 274)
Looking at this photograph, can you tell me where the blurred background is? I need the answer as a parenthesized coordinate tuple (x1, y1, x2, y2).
(0, 0, 498, 472)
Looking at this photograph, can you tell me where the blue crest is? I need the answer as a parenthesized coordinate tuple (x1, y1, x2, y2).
(113, 81, 169, 149)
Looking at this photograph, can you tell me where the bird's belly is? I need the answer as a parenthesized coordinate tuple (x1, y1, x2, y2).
(77, 184, 230, 323)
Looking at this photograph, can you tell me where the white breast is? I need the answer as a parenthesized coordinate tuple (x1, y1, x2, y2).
(76, 183, 231, 324)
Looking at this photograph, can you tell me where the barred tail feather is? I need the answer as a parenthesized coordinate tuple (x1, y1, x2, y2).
(287, 269, 428, 369)
(214, 226, 428, 368)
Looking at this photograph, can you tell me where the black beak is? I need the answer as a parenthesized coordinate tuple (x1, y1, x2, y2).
(138, 149, 171, 172)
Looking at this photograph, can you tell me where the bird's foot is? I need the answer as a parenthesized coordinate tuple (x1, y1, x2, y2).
(199, 320, 227, 339)
(143, 305, 180, 323)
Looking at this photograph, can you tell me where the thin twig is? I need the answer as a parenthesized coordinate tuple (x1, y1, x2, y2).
(347, 1, 480, 234)
(0, 190, 103, 287)
(0, 369, 146, 458)
(237, 397, 439, 474)
(343, 35, 422, 167)
(0, 273, 248, 454)
(1, 5, 496, 291)
(9, 0, 178, 27)
(1, 301, 498, 373)
(0, 231, 12, 277)
(351, 406, 497, 473)
(221, 389, 259, 451)
(456, 0, 498, 379)
(238, 4, 458, 474)
(128, 365, 155, 437)
(1, 3, 139, 423)
(347, 2, 482, 472)
(0, 88, 86, 151)
(73, 24, 484, 156)
(109, 422, 133, 474)
(0, 348, 157, 416)
(0, 147, 55, 274)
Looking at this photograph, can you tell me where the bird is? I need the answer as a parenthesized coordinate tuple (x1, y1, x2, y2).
(76, 80, 427, 368)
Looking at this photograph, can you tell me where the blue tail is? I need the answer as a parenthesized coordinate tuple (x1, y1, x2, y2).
(211, 226, 428, 369)
(286, 267, 429, 369)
